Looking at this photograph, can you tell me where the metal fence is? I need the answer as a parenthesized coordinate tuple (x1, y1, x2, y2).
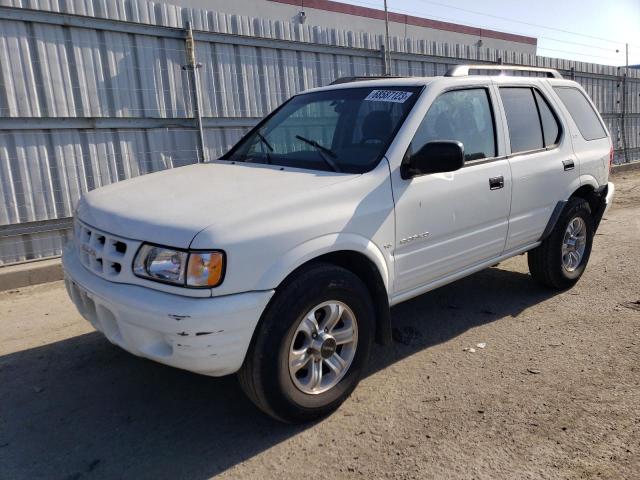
(1, 1, 638, 265)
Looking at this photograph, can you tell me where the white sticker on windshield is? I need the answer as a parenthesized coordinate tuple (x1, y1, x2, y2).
(364, 90, 413, 103)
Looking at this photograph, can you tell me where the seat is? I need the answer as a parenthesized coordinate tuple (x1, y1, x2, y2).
(361, 110, 393, 144)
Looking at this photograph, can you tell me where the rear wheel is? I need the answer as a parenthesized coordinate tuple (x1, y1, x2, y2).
(238, 263, 374, 423)
(528, 197, 594, 289)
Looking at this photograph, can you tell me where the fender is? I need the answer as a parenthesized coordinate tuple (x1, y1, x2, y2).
(256, 233, 391, 296)
(565, 174, 599, 201)
(542, 175, 607, 241)
(539, 201, 567, 242)
(540, 176, 584, 243)
(578, 174, 599, 190)
(565, 176, 583, 199)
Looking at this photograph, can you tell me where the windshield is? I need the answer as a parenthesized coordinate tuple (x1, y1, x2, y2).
(222, 86, 422, 173)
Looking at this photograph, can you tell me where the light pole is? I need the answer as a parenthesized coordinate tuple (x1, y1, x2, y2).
(622, 43, 629, 163)
(383, 0, 391, 75)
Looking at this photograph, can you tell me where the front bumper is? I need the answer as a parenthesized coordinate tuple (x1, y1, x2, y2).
(62, 245, 274, 376)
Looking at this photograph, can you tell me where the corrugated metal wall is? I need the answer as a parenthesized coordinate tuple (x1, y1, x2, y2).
(1, 1, 638, 265)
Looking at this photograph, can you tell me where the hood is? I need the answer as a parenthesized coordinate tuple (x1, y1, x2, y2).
(77, 161, 357, 247)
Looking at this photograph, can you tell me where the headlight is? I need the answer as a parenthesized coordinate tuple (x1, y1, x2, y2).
(133, 244, 225, 288)
(133, 245, 188, 285)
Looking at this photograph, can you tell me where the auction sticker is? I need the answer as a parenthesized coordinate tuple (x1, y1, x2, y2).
(364, 90, 413, 103)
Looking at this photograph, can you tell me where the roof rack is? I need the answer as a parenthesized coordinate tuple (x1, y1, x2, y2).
(330, 75, 405, 85)
(445, 64, 562, 79)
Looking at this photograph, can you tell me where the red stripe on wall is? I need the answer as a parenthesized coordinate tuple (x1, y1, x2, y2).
(268, 0, 537, 46)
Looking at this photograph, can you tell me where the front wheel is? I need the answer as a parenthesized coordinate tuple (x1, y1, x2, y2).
(238, 263, 375, 423)
(528, 197, 594, 289)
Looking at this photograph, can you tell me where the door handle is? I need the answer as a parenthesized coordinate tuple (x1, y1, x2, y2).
(563, 159, 575, 171)
(489, 176, 504, 190)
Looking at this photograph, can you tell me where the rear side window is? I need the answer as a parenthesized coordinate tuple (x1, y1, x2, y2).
(499, 87, 543, 153)
(553, 87, 606, 141)
(411, 88, 496, 161)
(534, 90, 561, 147)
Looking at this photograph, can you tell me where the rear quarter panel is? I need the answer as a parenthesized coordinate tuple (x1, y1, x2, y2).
(545, 80, 610, 188)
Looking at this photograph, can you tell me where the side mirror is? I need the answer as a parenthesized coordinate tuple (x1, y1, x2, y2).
(401, 141, 465, 179)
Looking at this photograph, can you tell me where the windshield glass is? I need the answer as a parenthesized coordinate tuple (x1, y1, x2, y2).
(222, 86, 422, 173)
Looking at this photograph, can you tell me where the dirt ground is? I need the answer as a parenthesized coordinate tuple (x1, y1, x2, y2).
(1, 171, 638, 480)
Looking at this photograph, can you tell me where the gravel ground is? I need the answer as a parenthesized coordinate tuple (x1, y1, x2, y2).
(1, 171, 638, 480)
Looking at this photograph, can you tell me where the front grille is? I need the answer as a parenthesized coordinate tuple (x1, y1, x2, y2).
(74, 220, 138, 282)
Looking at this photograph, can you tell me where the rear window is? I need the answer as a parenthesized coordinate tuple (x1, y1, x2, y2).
(553, 87, 607, 141)
(534, 90, 561, 147)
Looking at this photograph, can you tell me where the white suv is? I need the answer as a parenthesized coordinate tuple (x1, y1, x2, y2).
(63, 65, 615, 422)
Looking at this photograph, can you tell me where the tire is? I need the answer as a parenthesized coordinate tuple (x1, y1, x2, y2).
(238, 262, 375, 423)
(528, 197, 594, 289)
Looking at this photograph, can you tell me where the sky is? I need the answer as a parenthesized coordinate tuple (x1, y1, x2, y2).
(339, 0, 640, 66)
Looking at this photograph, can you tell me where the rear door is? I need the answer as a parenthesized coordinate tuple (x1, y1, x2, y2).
(495, 81, 578, 251)
(390, 83, 512, 296)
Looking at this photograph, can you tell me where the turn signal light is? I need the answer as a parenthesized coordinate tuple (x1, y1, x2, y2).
(187, 252, 225, 287)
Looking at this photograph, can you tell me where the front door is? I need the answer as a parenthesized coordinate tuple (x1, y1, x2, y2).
(391, 86, 511, 297)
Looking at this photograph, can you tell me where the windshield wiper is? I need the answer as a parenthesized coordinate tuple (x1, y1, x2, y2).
(295, 135, 341, 173)
(256, 131, 273, 152)
(255, 131, 273, 164)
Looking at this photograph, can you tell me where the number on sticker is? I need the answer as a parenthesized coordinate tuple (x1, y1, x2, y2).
(364, 90, 413, 103)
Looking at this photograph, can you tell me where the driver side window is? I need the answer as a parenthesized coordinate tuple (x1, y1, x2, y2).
(412, 88, 496, 162)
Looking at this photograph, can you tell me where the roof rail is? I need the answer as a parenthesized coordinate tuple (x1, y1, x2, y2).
(330, 75, 405, 85)
(445, 64, 563, 79)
